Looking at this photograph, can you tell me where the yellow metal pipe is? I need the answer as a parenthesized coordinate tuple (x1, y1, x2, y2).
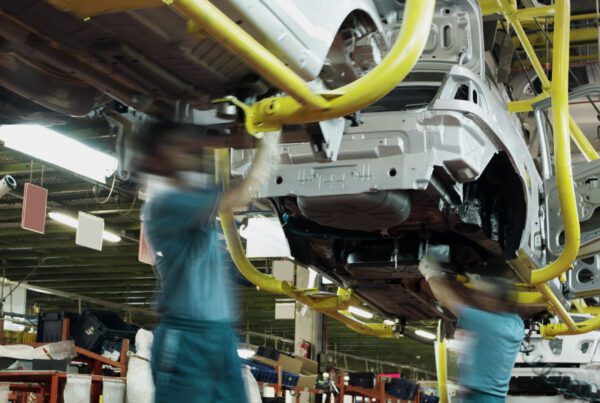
(519, 12, 600, 24)
(168, 0, 330, 110)
(569, 116, 600, 161)
(497, 0, 551, 90)
(516, 5, 555, 20)
(543, 313, 600, 336)
(456, 274, 545, 306)
(536, 283, 577, 331)
(512, 53, 600, 69)
(216, 149, 394, 337)
(220, 210, 291, 294)
(529, 0, 581, 285)
(436, 320, 448, 403)
(239, 0, 435, 134)
(220, 207, 395, 337)
(479, 0, 503, 16)
(507, 92, 549, 113)
(515, 27, 599, 48)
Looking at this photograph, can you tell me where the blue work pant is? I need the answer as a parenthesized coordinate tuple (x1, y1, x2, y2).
(151, 317, 248, 403)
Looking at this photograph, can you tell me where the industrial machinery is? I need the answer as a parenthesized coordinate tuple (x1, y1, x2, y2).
(1, 0, 600, 345)
(508, 321, 600, 402)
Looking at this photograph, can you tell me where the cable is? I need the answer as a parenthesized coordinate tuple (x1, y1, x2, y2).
(118, 185, 140, 216)
(529, 16, 600, 116)
(501, 19, 555, 142)
(94, 174, 116, 204)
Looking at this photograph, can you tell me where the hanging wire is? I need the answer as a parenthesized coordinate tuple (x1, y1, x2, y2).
(530, 16, 600, 115)
(95, 174, 117, 204)
(502, 19, 554, 139)
(118, 185, 140, 216)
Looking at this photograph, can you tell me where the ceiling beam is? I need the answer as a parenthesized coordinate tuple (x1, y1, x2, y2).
(1, 277, 158, 318)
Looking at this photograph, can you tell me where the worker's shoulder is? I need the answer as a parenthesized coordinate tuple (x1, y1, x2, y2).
(460, 305, 523, 326)
(146, 187, 220, 210)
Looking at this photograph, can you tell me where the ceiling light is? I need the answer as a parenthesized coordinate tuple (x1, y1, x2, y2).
(237, 348, 256, 359)
(415, 329, 437, 340)
(48, 212, 78, 227)
(0, 125, 117, 184)
(48, 212, 121, 243)
(348, 306, 374, 319)
(102, 231, 122, 243)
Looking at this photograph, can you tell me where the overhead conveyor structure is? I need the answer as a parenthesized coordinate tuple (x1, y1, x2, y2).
(168, 0, 600, 339)
(479, 0, 600, 338)
(44, 0, 600, 339)
(208, 0, 600, 340)
(204, 0, 437, 339)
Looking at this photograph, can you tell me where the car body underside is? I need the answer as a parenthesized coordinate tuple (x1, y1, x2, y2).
(2, 0, 600, 327)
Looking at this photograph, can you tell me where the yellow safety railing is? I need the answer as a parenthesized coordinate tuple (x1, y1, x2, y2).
(221, 208, 395, 337)
(179, 0, 433, 338)
(489, 0, 579, 286)
(49, 0, 600, 336)
(483, 0, 600, 336)
(168, 0, 436, 134)
(215, 148, 395, 338)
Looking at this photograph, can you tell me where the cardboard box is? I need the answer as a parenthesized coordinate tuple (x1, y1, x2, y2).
(295, 356, 318, 375)
(252, 354, 303, 374)
(296, 374, 318, 389)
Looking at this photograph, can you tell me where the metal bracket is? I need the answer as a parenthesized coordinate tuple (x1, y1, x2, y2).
(305, 118, 346, 162)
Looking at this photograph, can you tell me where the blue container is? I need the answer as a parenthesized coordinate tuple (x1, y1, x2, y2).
(386, 378, 418, 399)
(244, 360, 299, 387)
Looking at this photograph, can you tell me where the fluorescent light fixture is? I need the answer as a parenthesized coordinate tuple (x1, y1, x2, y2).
(49, 212, 121, 243)
(0, 124, 117, 184)
(348, 306, 374, 320)
(415, 329, 437, 340)
(237, 348, 256, 359)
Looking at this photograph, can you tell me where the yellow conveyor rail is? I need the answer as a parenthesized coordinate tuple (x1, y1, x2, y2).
(481, 0, 599, 336)
(48, 0, 600, 337)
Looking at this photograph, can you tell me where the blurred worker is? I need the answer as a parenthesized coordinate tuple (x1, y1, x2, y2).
(419, 257, 524, 403)
(133, 120, 279, 403)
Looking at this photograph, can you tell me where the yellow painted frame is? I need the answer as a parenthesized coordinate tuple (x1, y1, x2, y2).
(168, 0, 436, 134)
(48, 0, 600, 336)
(484, 0, 600, 336)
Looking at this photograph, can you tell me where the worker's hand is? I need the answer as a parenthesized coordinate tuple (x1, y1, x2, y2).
(418, 256, 445, 281)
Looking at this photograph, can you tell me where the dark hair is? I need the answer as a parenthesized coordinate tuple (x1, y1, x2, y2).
(129, 119, 215, 176)
(476, 276, 519, 312)
(132, 119, 183, 158)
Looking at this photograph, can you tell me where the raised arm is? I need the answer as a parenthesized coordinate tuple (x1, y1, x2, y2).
(419, 257, 467, 317)
(219, 131, 280, 212)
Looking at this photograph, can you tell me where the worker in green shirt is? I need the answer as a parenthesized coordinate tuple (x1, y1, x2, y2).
(419, 257, 524, 402)
(133, 120, 278, 402)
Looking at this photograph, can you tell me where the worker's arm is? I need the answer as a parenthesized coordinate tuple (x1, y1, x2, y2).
(419, 257, 466, 317)
(219, 131, 280, 212)
(426, 276, 465, 317)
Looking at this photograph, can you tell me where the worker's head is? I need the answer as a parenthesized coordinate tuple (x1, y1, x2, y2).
(130, 119, 214, 178)
(467, 274, 518, 313)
